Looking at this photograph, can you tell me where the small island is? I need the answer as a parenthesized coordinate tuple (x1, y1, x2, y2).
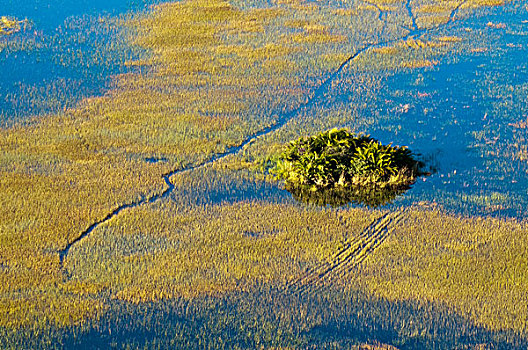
(272, 128, 423, 206)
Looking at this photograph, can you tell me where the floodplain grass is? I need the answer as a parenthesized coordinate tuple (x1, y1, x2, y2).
(472, 81, 528, 164)
(0, 0, 396, 330)
(356, 208, 528, 333)
(0, 0, 525, 346)
(0, 16, 28, 52)
(43, 134, 528, 344)
(65, 200, 376, 302)
(8, 282, 527, 348)
(54, 194, 528, 346)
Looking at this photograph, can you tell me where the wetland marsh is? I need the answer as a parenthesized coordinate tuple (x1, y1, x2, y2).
(1, 0, 528, 348)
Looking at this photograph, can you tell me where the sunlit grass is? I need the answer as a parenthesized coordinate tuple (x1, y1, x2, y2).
(0, 0, 387, 329)
(356, 209, 528, 333)
(66, 200, 376, 303)
(60, 189, 528, 335)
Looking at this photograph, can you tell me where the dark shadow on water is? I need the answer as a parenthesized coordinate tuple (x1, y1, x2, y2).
(166, 166, 294, 207)
(6, 284, 527, 349)
(285, 183, 413, 208)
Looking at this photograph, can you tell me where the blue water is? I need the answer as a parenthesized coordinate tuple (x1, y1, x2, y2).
(376, 4, 528, 218)
(2, 0, 152, 31)
(0, 0, 157, 121)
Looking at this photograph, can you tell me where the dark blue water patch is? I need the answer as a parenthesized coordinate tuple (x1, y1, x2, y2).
(1, 32, 122, 120)
(145, 156, 168, 163)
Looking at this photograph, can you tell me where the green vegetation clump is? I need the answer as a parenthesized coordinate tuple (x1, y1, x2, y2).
(272, 128, 421, 191)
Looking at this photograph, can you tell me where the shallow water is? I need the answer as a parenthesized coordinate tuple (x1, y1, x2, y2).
(257, 1, 528, 218)
(0, 0, 157, 121)
(371, 3, 528, 218)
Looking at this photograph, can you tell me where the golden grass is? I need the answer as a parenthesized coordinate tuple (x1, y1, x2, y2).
(0, 16, 32, 54)
(356, 39, 446, 71)
(416, 14, 451, 28)
(0, 0, 305, 329)
(356, 209, 528, 333)
(0, 16, 25, 36)
(372, 46, 400, 54)
(0, 0, 387, 329)
(365, 0, 404, 5)
(0, 292, 103, 329)
(65, 200, 376, 303)
(437, 35, 463, 42)
(60, 183, 528, 335)
(417, 4, 451, 14)
(400, 59, 438, 68)
(463, 0, 505, 8)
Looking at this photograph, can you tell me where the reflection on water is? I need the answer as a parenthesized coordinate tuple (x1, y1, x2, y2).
(285, 183, 413, 208)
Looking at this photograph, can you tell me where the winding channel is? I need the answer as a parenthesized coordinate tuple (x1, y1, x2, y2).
(58, 0, 468, 268)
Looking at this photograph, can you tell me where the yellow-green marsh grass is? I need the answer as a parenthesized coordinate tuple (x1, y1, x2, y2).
(353, 40, 443, 72)
(0, 0, 402, 329)
(462, 0, 505, 8)
(352, 209, 528, 333)
(0, 16, 26, 36)
(63, 184, 528, 335)
(0, 16, 34, 55)
(65, 200, 377, 303)
(437, 35, 463, 42)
